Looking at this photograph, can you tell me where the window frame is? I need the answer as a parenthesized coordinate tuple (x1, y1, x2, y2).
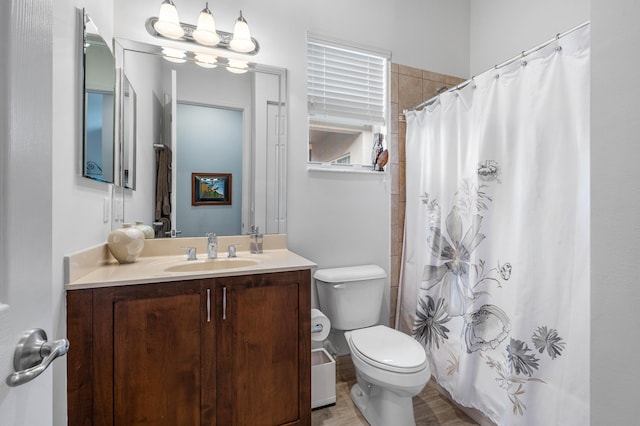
(306, 33, 390, 173)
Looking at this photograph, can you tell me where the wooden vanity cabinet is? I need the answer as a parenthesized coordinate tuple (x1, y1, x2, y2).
(67, 270, 311, 426)
(216, 271, 310, 425)
(67, 280, 215, 426)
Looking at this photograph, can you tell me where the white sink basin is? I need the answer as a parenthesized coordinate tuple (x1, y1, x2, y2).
(164, 258, 260, 273)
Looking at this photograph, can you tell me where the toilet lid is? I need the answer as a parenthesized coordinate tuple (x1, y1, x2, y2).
(349, 325, 427, 373)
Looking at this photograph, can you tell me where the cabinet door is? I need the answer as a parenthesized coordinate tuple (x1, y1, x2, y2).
(93, 281, 216, 426)
(216, 271, 310, 426)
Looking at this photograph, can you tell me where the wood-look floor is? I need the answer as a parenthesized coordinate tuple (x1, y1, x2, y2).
(311, 355, 478, 426)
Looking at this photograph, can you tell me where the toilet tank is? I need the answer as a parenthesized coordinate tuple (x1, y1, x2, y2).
(314, 265, 387, 330)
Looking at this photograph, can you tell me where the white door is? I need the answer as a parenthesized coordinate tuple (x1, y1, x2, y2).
(266, 102, 287, 234)
(0, 0, 57, 424)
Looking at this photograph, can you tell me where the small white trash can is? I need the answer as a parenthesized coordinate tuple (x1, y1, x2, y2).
(311, 348, 336, 409)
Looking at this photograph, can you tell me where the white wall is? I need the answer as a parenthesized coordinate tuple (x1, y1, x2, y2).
(52, 1, 115, 424)
(392, 0, 470, 77)
(470, 0, 589, 75)
(591, 1, 640, 423)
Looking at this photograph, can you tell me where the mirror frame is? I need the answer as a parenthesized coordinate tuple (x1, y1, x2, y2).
(113, 38, 288, 236)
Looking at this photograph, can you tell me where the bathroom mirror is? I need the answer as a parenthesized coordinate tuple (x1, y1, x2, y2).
(115, 39, 287, 237)
(82, 10, 115, 183)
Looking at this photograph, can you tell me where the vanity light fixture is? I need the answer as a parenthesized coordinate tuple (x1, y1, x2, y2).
(192, 3, 220, 46)
(147, 2, 260, 55)
(229, 11, 256, 53)
(153, 0, 184, 39)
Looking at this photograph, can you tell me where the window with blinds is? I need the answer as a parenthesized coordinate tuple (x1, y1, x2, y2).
(307, 35, 388, 168)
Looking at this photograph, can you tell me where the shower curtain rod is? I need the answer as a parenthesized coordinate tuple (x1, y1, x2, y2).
(404, 20, 590, 113)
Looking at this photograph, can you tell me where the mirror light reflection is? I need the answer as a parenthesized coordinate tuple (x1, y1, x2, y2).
(116, 39, 287, 237)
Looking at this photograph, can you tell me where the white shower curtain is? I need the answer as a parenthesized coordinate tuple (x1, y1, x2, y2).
(398, 25, 590, 425)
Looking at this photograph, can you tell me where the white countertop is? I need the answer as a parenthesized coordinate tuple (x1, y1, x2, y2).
(64, 235, 316, 290)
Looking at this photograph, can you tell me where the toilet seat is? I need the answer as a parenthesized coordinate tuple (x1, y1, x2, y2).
(348, 325, 427, 373)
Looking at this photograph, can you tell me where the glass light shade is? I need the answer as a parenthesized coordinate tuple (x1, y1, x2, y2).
(154, 0, 184, 39)
(227, 59, 249, 74)
(195, 53, 218, 69)
(192, 4, 220, 46)
(229, 11, 256, 53)
(162, 47, 187, 63)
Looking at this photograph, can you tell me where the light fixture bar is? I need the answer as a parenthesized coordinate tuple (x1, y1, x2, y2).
(146, 17, 260, 55)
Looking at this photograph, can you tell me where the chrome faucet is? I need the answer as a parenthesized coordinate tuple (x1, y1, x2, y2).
(206, 232, 218, 259)
(227, 244, 238, 258)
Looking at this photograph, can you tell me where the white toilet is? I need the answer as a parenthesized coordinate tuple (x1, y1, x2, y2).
(314, 265, 430, 426)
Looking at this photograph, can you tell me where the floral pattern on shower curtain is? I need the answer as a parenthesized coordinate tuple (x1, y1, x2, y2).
(398, 25, 590, 426)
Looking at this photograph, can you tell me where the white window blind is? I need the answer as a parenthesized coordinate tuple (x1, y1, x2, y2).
(307, 38, 386, 125)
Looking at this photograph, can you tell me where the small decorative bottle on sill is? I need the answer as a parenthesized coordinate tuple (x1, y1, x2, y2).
(372, 133, 389, 172)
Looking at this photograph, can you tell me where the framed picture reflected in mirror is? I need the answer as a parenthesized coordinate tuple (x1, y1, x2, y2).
(192, 173, 232, 205)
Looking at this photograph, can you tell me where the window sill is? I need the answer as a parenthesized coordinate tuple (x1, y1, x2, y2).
(306, 163, 389, 175)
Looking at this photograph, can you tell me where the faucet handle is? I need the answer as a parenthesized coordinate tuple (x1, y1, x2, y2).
(184, 247, 197, 261)
(166, 229, 182, 238)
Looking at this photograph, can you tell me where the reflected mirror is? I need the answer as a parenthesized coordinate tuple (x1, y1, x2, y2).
(121, 75, 137, 189)
(82, 10, 115, 183)
(116, 39, 287, 237)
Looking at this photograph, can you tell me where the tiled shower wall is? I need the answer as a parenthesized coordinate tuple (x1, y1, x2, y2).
(388, 64, 466, 328)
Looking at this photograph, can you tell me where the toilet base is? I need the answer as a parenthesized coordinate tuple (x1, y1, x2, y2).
(350, 383, 417, 426)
